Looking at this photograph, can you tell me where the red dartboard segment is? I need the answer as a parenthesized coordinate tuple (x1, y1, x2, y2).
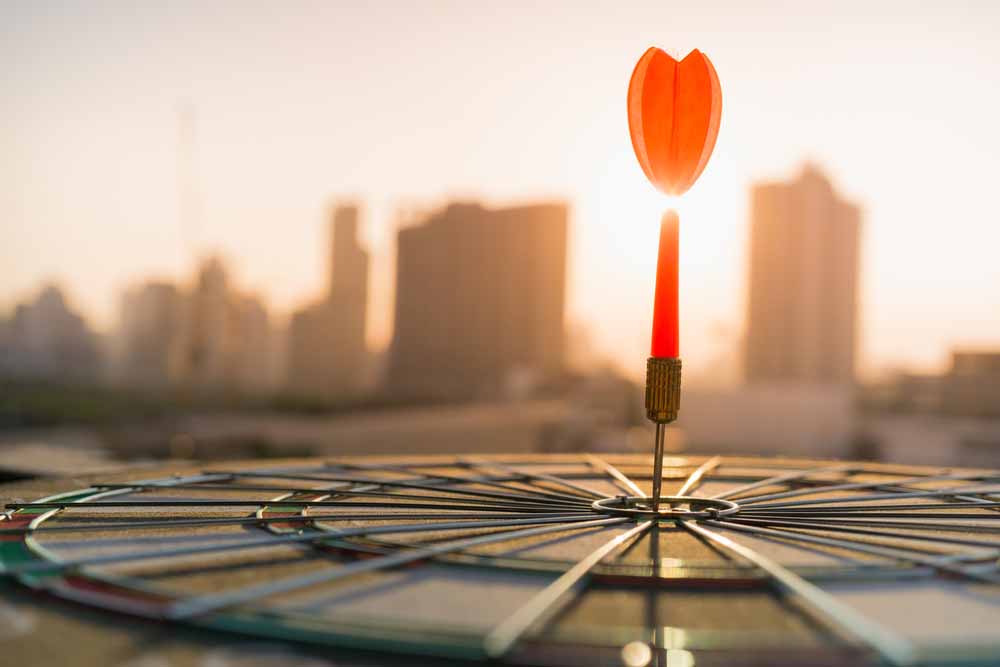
(0, 515, 36, 541)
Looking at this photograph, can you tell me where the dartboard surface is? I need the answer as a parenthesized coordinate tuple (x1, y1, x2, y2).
(2, 454, 999, 667)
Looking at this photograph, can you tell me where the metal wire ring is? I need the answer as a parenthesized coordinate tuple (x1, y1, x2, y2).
(591, 495, 740, 520)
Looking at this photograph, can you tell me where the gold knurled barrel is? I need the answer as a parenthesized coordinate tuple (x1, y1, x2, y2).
(645, 356, 682, 423)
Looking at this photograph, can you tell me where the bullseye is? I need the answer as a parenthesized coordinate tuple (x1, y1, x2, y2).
(592, 495, 739, 520)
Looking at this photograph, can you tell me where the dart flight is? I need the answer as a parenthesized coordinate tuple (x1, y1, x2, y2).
(628, 47, 722, 196)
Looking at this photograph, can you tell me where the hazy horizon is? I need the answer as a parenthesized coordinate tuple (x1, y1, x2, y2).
(4, 1, 999, 381)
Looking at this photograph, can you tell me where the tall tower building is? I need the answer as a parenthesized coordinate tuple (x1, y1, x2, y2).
(328, 205, 368, 373)
(169, 257, 276, 394)
(745, 165, 861, 385)
(0, 285, 101, 382)
(117, 281, 183, 389)
(386, 202, 567, 398)
(171, 257, 231, 391)
(286, 204, 369, 398)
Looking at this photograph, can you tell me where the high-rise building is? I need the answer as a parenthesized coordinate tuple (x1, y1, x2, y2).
(0, 285, 101, 382)
(170, 257, 275, 394)
(745, 165, 861, 385)
(170, 257, 231, 390)
(286, 204, 369, 398)
(386, 202, 567, 398)
(116, 281, 183, 389)
(942, 350, 1000, 417)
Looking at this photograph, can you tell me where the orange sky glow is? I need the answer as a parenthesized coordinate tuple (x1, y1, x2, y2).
(3, 1, 999, 381)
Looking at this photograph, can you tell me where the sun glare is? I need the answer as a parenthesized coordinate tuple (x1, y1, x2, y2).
(592, 146, 666, 260)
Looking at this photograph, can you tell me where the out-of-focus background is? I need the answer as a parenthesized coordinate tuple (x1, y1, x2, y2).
(2, 1, 999, 478)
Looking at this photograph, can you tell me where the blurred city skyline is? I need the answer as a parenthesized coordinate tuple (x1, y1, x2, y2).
(4, 1, 1000, 380)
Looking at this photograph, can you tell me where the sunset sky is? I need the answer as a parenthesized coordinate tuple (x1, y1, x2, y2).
(3, 1, 999, 381)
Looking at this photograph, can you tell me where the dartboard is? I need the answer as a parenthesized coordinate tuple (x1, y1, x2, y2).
(2, 455, 999, 667)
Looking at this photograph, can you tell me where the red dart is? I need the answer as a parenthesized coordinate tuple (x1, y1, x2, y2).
(628, 46, 722, 512)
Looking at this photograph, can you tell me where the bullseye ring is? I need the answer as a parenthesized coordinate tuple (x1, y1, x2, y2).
(592, 495, 740, 520)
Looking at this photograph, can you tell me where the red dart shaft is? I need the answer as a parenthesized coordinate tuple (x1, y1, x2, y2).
(648, 209, 680, 513)
(650, 210, 679, 358)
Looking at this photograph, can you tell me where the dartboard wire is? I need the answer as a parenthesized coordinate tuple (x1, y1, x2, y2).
(737, 484, 1000, 510)
(709, 463, 858, 500)
(680, 520, 918, 667)
(2, 479, 588, 536)
(721, 505, 1000, 557)
(304, 458, 613, 563)
(455, 457, 607, 502)
(838, 469, 1000, 507)
(200, 470, 594, 509)
(323, 460, 593, 505)
(584, 455, 647, 498)
(12, 486, 601, 628)
(235, 458, 582, 490)
(445, 458, 607, 501)
(729, 472, 1000, 505)
(600, 520, 657, 567)
(278, 474, 592, 564)
(703, 519, 1000, 583)
(274, 489, 651, 654)
(741, 500, 1000, 513)
(93, 473, 582, 512)
(742, 483, 1000, 513)
(270, 479, 584, 559)
(304, 474, 590, 512)
(456, 457, 608, 500)
(841, 481, 1000, 515)
(90, 481, 589, 512)
(325, 470, 599, 509)
(241, 458, 617, 488)
(4, 511, 604, 578)
(359, 462, 595, 503)
(727, 516, 1000, 533)
(723, 516, 1000, 550)
(722, 523, 1000, 571)
(0, 511, 597, 536)
(258, 479, 382, 535)
(675, 455, 721, 497)
(302, 503, 585, 536)
(18, 471, 240, 534)
(5, 498, 589, 514)
(165, 516, 631, 620)
(20, 485, 148, 575)
(207, 468, 592, 505)
(737, 508, 1000, 520)
(482, 520, 653, 658)
(694, 462, 1000, 578)
(15, 494, 188, 621)
(731, 509, 1000, 532)
(12, 473, 233, 581)
(737, 504, 1000, 519)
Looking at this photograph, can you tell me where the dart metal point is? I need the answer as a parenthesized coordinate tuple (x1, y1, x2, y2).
(645, 356, 681, 512)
